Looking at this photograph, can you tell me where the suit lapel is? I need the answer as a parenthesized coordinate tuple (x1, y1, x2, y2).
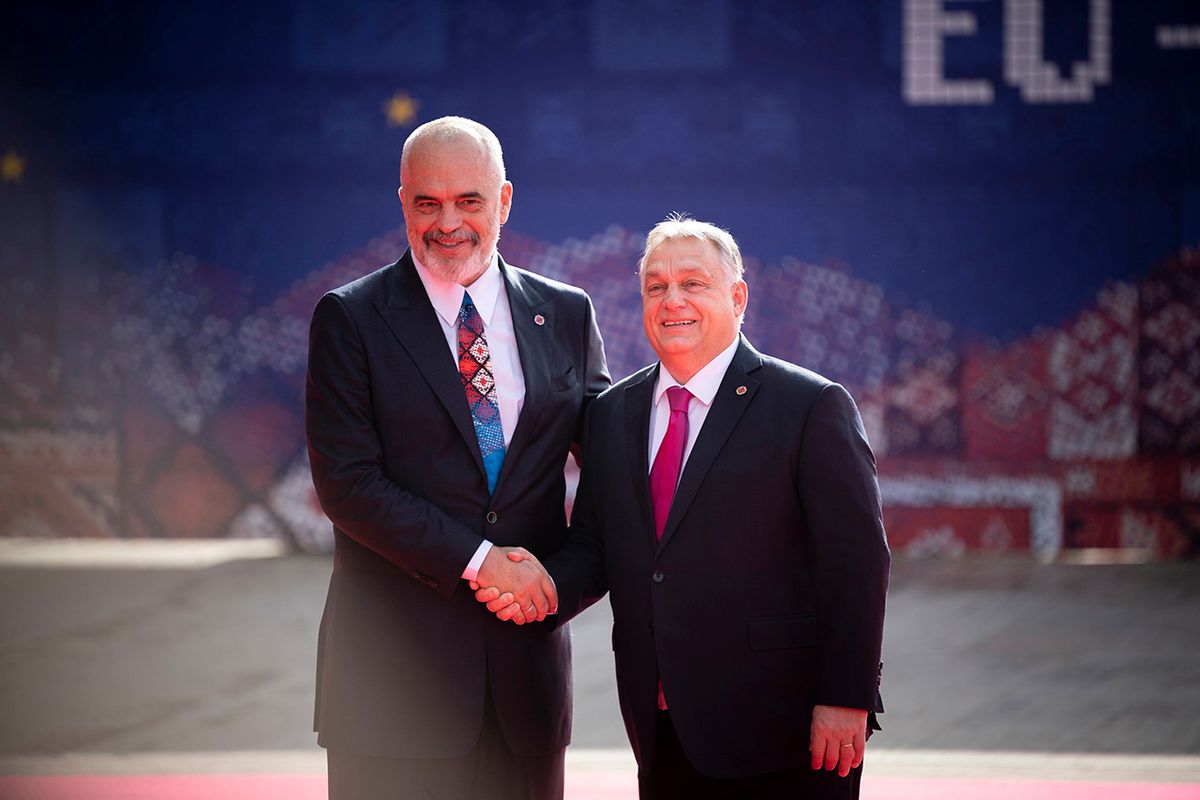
(657, 337, 763, 553)
(491, 258, 556, 496)
(372, 251, 486, 481)
(624, 366, 658, 544)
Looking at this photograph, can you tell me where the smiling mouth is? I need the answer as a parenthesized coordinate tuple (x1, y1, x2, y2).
(425, 231, 479, 251)
(662, 320, 695, 327)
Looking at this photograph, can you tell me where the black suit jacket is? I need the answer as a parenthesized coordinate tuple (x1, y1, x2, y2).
(306, 250, 609, 759)
(550, 336, 889, 779)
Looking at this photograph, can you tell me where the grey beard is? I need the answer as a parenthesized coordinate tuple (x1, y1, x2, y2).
(420, 228, 501, 284)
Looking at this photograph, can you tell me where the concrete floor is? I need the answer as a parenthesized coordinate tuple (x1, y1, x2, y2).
(0, 545, 1197, 767)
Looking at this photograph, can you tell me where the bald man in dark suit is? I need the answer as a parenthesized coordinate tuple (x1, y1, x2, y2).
(306, 116, 609, 799)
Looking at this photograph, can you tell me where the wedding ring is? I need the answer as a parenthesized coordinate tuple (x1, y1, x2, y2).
(525, 604, 536, 614)
(840, 742, 854, 748)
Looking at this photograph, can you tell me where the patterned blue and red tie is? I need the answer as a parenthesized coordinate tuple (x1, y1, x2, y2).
(457, 292, 506, 494)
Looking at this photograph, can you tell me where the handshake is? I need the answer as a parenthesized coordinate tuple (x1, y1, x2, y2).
(468, 546, 557, 625)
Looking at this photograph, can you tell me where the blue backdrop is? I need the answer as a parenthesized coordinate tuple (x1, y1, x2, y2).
(2, 0, 1197, 338)
(1, 1, 1198, 555)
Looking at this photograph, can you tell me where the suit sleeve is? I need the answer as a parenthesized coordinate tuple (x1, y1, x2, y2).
(573, 294, 611, 458)
(799, 382, 890, 713)
(549, 292, 611, 618)
(547, 401, 609, 623)
(305, 293, 481, 597)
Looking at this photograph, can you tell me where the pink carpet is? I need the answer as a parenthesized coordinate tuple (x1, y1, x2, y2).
(0, 775, 1198, 799)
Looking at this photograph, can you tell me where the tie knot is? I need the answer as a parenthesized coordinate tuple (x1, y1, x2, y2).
(666, 386, 692, 413)
(459, 291, 481, 327)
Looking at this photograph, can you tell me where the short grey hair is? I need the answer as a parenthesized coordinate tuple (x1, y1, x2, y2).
(400, 116, 506, 185)
(638, 213, 744, 285)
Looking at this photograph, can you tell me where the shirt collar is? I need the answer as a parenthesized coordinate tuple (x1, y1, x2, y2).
(653, 336, 741, 408)
(411, 251, 503, 327)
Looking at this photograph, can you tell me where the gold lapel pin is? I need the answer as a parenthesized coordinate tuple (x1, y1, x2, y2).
(735, 385, 747, 396)
(533, 314, 546, 326)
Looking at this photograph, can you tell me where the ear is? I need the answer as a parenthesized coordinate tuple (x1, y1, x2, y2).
(498, 181, 513, 225)
(397, 186, 406, 213)
(732, 279, 748, 318)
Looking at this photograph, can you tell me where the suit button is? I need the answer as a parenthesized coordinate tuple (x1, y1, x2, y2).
(648, 624, 655, 635)
(486, 511, 498, 524)
(651, 570, 664, 583)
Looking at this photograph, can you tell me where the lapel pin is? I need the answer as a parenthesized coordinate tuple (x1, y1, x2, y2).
(735, 385, 747, 396)
(533, 314, 546, 326)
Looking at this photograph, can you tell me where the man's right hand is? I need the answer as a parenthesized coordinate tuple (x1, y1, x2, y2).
(471, 547, 556, 624)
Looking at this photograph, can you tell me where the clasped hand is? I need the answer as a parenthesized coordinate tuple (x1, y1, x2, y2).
(469, 547, 556, 625)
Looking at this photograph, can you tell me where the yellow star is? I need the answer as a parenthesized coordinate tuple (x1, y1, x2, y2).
(383, 91, 420, 128)
(1, 150, 25, 183)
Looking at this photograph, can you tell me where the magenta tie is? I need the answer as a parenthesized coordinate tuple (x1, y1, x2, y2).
(649, 386, 692, 540)
(651, 385, 691, 710)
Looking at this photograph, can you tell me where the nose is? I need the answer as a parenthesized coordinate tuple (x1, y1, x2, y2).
(436, 204, 462, 232)
(662, 283, 687, 308)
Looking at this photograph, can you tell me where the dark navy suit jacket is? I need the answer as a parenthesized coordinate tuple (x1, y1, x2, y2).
(551, 336, 889, 778)
(306, 249, 609, 758)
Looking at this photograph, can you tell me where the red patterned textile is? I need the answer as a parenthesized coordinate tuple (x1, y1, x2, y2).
(885, 308, 961, 456)
(1139, 249, 1200, 455)
(885, 507, 1031, 556)
(2, 228, 1198, 558)
(962, 337, 1049, 462)
(756, 258, 891, 399)
(1047, 283, 1138, 460)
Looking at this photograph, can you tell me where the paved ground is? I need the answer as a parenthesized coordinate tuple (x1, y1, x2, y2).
(0, 541, 1197, 788)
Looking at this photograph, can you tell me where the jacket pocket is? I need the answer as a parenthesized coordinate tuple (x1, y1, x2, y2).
(548, 365, 577, 393)
(747, 614, 817, 651)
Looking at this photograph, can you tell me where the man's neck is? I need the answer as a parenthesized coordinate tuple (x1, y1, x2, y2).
(659, 335, 741, 386)
(458, 255, 494, 288)
(660, 359, 700, 386)
(410, 247, 497, 289)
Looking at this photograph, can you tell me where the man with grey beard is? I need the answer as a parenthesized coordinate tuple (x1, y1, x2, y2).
(305, 116, 609, 799)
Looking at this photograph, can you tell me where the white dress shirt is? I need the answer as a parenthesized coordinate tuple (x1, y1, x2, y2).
(648, 336, 741, 475)
(412, 252, 524, 580)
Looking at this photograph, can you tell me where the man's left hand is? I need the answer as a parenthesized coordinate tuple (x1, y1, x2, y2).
(809, 704, 867, 776)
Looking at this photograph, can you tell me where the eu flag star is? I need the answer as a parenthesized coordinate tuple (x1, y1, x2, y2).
(1, 150, 25, 183)
(383, 92, 420, 128)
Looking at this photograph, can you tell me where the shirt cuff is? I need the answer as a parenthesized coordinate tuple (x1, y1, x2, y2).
(461, 540, 493, 582)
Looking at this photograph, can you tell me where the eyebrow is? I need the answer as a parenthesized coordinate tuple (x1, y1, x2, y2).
(412, 191, 486, 203)
(642, 264, 709, 278)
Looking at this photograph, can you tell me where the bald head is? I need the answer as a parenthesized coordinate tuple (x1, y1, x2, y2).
(401, 116, 506, 188)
